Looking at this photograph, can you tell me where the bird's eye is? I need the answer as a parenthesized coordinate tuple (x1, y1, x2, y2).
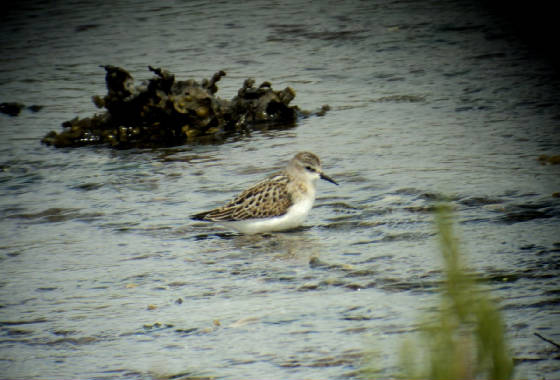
(305, 166, 316, 172)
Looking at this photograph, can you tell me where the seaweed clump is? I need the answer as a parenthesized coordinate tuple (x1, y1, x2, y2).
(42, 66, 328, 148)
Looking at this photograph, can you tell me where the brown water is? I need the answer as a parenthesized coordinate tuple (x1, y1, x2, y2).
(1, 0, 559, 378)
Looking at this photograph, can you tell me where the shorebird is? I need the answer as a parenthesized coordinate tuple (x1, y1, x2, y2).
(192, 151, 338, 234)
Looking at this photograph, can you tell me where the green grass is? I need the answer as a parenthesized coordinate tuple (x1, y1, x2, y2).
(363, 204, 514, 379)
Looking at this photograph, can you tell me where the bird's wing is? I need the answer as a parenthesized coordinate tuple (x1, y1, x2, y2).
(195, 174, 293, 221)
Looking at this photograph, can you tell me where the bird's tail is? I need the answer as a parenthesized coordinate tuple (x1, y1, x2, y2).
(191, 211, 209, 221)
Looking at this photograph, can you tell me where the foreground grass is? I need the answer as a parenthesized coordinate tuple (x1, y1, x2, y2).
(363, 204, 514, 379)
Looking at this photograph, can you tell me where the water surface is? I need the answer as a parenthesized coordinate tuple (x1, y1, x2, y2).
(1, 0, 559, 378)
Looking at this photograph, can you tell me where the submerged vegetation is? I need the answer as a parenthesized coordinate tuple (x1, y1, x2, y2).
(363, 204, 514, 379)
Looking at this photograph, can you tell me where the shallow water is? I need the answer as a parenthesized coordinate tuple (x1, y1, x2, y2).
(1, 0, 559, 378)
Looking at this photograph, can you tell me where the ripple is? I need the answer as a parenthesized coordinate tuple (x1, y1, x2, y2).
(6, 207, 104, 224)
(0, 318, 48, 326)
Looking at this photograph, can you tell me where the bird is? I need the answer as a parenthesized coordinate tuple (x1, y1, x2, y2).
(191, 151, 338, 234)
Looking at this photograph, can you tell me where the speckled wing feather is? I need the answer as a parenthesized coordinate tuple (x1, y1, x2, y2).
(192, 173, 293, 221)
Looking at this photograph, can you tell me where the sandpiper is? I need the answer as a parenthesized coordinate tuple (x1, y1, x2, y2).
(192, 151, 338, 234)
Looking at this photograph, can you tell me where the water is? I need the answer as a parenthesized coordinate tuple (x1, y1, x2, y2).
(1, 0, 559, 378)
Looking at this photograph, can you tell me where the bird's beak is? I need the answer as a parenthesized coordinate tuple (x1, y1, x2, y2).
(320, 172, 339, 185)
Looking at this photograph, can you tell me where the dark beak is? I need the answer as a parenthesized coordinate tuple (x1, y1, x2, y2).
(320, 172, 339, 185)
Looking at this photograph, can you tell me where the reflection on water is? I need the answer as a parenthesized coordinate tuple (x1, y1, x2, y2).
(1, 0, 560, 379)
